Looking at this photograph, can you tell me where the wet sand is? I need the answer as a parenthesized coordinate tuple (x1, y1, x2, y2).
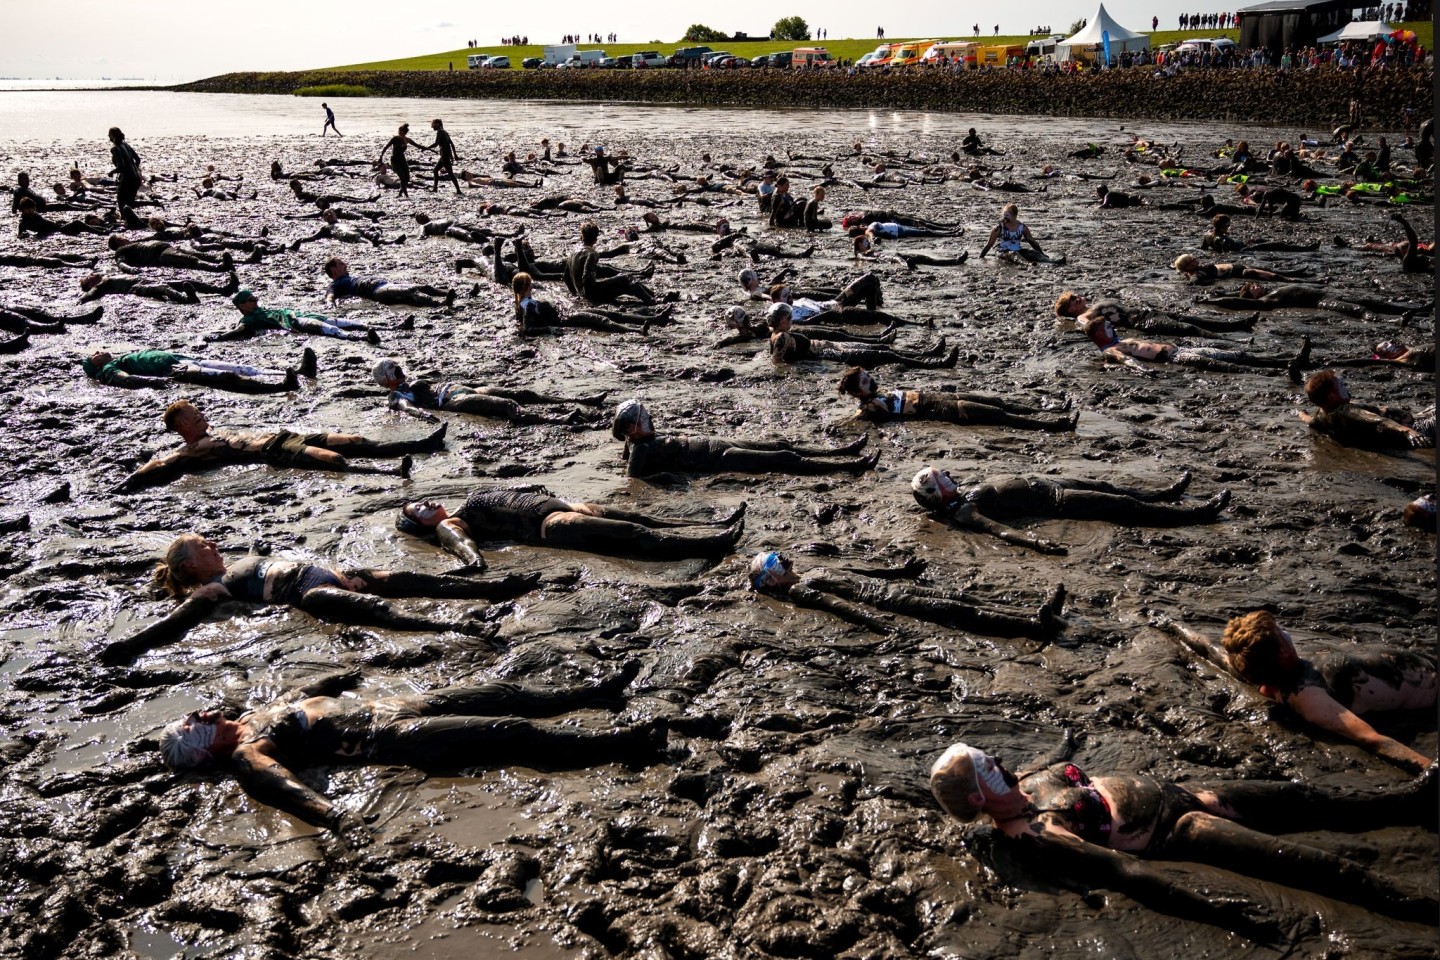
(0, 109, 1435, 960)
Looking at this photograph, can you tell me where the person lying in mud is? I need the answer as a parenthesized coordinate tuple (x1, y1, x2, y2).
(769, 274, 922, 327)
(83, 348, 310, 394)
(1201, 214, 1320, 254)
(1234, 183, 1302, 219)
(395, 487, 745, 563)
(80, 271, 236, 305)
(1325, 340, 1435, 374)
(0, 302, 101, 335)
(113, 399, 440, 492)
(840, 211, 960, 232)
(512, 271, 666, 337)
(372, 357, 604, 425)
(282, 198, 385, 224)
(1157, 610, 1436, 774)
(153, 664, 664, 839)
(1297, 370, 1435, 451)
(564, 222, 659, 306)
(459, 170, 542, 190)
(1196, 282, 1426, 320)
(769, 323, 958, 371)
(108, 235, 234, 273)
(208, 289, 381, 344)
(289, 179, 378, 206)
(290, 211, 406, 250)
(16, 198, 111, 238)
(978, 204, 1063, 264)
(849, 220, 964, 242)
(413, 212, 521, 244)
(640, 211, 737, 235)
(1068, 143, 1105, 160)
(324, 257, 455, 308)
(0, 251, 96, 270)
(1052, 291, 1258, 338)
(910, 466, 1228, 555)
(612, 400, 877, 481)
(102, 533, 540, 665)
(714, 305, 894, 349)
(852, 233, 970, 270)
(1170, 254, 1310, 286)
(1080, 313, 1310, 377)
(192, 178, 257, 202)
(1094, 185, 1145, 209)
(838, 367, 1075, 431)
(1404, 494, 1437, 531)
(1387, 213, 1435, 274)
(748, 550, 1062, 641)
(929, 739, 1438, 941)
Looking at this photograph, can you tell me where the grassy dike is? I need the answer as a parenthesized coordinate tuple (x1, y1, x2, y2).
(175, 62, 1432, 127)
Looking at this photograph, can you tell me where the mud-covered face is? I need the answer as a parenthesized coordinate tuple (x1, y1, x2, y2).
(402, 500, 448, 527)
(751, 551, 794, 589)
(1373, 341, 1405, 360)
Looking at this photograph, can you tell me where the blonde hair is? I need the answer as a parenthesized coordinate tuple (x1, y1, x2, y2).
(1172, 254, 1199, 272)
(150, 533, 204, 598)
(511, 271, 533, 303)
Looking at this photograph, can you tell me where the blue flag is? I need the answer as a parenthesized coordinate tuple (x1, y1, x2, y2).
(1102, 29, 1111, 66)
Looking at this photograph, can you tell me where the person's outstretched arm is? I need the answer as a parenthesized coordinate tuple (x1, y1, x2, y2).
(1153, 617, 1233, 672)
(230, 740, 355, 834)
(946, 505, 1067, 555)
(112, 450, 192, 493)
(1287, 686, 1433, 774)
(785, 584, 898, 634)
(204, 324, 252, 343)
(977, 225, 1000, 257)
(99, 588, 224, 664)
(98, 371, 173, 389)
(389, 394, 441, 423)
(436, 517, 486, 568)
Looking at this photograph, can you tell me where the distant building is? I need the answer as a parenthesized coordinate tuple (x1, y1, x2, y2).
(1237, 0, 1353, 54)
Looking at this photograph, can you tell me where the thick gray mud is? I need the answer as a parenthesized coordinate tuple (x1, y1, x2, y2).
(0, 108, 1434, 960)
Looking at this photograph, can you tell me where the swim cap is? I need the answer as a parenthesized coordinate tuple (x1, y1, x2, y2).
(723, 306, 747, 330)
(765, 302, 792, 326)
(930, 742, 1006, 822)
(372, 358, 403, 388)
(911, 466, 958, 510)
(159, 714, 219, 770)
(748, 550, 786, 590)
(232, 289, 257, 307)
(611, 399, 650, 441)
(737, 268, 758, 289)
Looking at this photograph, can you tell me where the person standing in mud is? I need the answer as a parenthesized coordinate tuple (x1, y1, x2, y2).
(112, 398, 442, 492)
(321, 102, 341, 137)
(910, 466, 1230, 555)
(747, 550, 1063, 641)
(612, 400, 877, 480)
(153, 664, 665, 839)
(107, 126, 142, 213)
(428, 119, 462, 195)
(378, 123, 429, 198)
(1157, 611, 1436, 774)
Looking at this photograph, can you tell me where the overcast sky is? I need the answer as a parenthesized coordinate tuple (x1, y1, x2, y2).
(0, 1, 1324, 81)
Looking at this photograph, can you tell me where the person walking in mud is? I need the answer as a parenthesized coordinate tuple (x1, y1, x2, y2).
(102, 534, 542, 665)
(394, 487, 745, 564)
(837, 367, 1074, 431)
(321, 102, 341, 137)
(428, 118, 463, 195)
(112, 398, 443, 492)
(378, 123, 429, 198)
(748, 549, 1063, 641)
(910, 466, 1230, 555)
(928, 738, 1438, 942)
(371, 357, 607, 425)
(153, 663, 665, 840)
(108, 126, 143, 213)
(207, 289, 383, 343)
(611, 400, 877, 481)
(1156, 611, 1436, 774)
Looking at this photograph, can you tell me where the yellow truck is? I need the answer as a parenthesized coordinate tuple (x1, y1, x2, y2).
(978, 44, 1026, 67)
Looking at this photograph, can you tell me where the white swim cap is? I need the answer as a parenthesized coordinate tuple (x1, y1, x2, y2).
(930, 742, 1005, 822)
(723, 306, 748, 329)
(765, 302, 793, 326)
(372, 358, 403, 388)
(737, 268, 758, 289)
(159, 714, 218, 770)
(911, 466, 950, 510)
(612, 399, 650, 441)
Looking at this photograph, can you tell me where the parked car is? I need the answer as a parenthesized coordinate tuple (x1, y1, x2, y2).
(485, 55, 510, 69)
(855, 52, 882, 68)
(703, 51, 733, 68)
(597, 57, 621, 68)
(719, 56, 751, 69)
(668, 45, 713, 67)
(466, 55, 492, 69)
(632, 51, 666, 68)
(521, 57, 543, 69)
(765, 51, 793, 68)
(750, 54, 771, 68)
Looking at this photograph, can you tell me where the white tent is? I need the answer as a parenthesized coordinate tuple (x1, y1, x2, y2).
(1056, 4, 1152, 61)
(1316, 20, 1393, 44)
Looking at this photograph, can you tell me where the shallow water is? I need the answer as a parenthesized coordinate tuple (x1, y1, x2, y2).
(0, 93, 1434, 960)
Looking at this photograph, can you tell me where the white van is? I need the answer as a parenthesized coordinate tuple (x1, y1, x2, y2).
(466, 55, 491, 69)
(560, 50, 607, 69)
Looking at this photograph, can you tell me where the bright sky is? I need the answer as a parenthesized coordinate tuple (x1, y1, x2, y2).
(0, 1, 1324, 81)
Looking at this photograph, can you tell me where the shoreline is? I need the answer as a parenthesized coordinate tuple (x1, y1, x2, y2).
(169, 66, 1434, 125)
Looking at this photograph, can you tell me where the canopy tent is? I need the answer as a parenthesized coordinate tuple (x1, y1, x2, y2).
(1056, 4, 1151, 61)
(1316, 20, 1393, 43)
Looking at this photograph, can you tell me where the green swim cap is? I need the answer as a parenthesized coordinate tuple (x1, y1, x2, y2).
(232, 289, 257, 307)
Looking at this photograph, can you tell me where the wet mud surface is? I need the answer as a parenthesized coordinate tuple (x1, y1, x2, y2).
(0, 112, 1435, 959)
